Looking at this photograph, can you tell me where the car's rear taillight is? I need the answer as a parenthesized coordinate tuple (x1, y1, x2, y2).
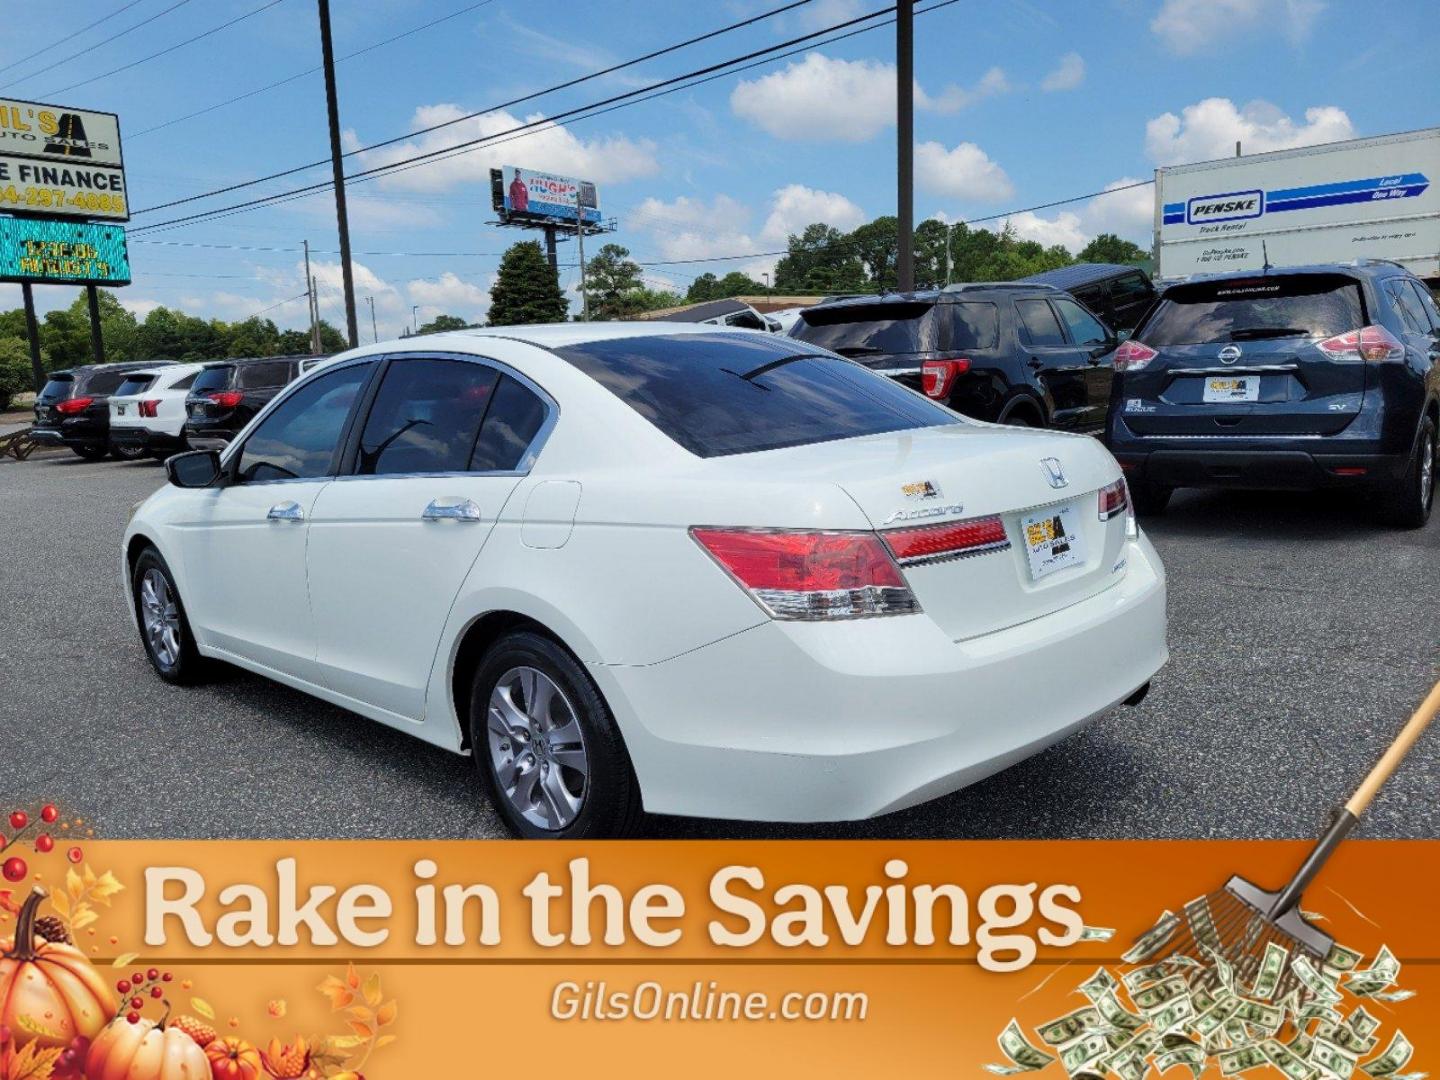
(1316, 325, 1404, 362)
(207, 390, 244, 409)
(1112, 340, 1158, 372)
(881, 516, 1009, 566)
(139, 399, 161, 418)
(690, 527, 919, 620)
(55, 396, 94, 415)
(1098, 478, 1128, 521)
(920, 357, 970, 399)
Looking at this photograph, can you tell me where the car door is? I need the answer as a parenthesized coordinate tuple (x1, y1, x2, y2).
(1051, 295, 1117, 431)
(1015, 297, 1091, 429)
(306, 354, 554, 720)
(175, 361, 373, 679)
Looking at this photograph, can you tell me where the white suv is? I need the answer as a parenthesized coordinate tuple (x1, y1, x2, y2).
(109, 364, 205, 460)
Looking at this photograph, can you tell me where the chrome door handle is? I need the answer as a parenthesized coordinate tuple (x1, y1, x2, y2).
(422, 497, 482, 523)
(266, 501, 304, 522)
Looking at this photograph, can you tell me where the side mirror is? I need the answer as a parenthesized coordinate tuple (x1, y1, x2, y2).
(166, 449, 223, 488)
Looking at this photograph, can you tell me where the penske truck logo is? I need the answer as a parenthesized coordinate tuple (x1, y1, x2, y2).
(1186, 189, 1263, 224)
(1164, 172, 1431, 227)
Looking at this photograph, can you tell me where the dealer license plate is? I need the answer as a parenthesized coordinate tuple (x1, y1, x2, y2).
(1202, 376, 1260, 403)
(116, 404, 126, 415)
(1021, 504, 1085, 581)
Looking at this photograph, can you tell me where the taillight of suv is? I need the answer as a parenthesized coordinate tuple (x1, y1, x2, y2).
(920, 357, 971, 399)
(1315, 325, 1404, 362)
(1112, 340, 1158, 372)
(55, 396, 94, 415)
(206, 391, 245, 409)
(139, 400, 161, 418)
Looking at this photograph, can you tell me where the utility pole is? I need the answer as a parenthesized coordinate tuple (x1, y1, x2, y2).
(86, 285, 105, 365)
(366, 295, 378, 343)
(21, 283, 43, 392)
(317, 0, 359, 348)
(543, 224, 558, 279)
(895, 0, 915, 292)
(575, 187, 589, 321)
(412, 305, 418, 334)
(303, 240, 321, 354)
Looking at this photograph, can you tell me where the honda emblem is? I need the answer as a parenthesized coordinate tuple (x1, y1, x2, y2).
(1040, 457, 1068, 489)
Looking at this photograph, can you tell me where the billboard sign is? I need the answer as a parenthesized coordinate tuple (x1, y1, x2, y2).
(496, 166, 600, 226)
(0, 98, 127, 221)
(0, 217, 130, 286)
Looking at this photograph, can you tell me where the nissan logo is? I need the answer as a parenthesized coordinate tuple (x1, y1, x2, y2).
(1219, 345, 1243, 364)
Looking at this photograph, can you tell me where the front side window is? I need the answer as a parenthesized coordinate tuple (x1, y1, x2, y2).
(234, 363, 370, 483)
(1017, 300, 1066, 346)
(356, 358, 500, 476)
(1408, 281, 1440, 331)
(1140, 274, 1364, 346)
(235, 360, 293, 389)
(1053, 297, 1110, 346)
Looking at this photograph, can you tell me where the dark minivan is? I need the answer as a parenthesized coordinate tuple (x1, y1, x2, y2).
(1021, 263, 1158, 333)
(1106, 261, 1440, 527)
(789, 284, 1120, 431)
(32, 362, 174, 460)
(184, 355, 308, 451)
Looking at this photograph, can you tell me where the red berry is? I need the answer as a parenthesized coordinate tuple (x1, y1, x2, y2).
(41, 805, 59, 824)
(150, 986, 163, 999)
(132, 972, 144, 985)
(1, 857, 26, 882)
(66, 846, 83, 864)
(130, 996, 143, 1010)
(161, 972, 173, 982)
(147, 968, 159, 981)
(117, 980, 131, 994)
(35, 834, 54, 853)
(126, 1012, 140, 1025)
(8, 811, 26, 831)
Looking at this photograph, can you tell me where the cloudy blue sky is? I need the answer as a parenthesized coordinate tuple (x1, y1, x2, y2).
(0, 0, 1434, 338)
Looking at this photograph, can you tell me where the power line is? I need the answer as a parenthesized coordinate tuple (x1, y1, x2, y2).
(132, 0, 821, 216)
(43, 0, 290, 99)
(0, 0, 148, 79)
(129, 0, 499, 139)
(0, 0, 196, 92)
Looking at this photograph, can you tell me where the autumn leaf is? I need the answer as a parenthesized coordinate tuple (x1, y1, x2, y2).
(361, 972, 382, 1008)
(317, 976, 354, 1011)
(70, 907, 98, 932)
(344, 963, 360, 990)
(346, 1021, 373, 1041)
(4, 1040, 63, 1080)
(345, 1007, 372, 1023)
(65, 869, 83, 902)
(375, 1001, 397, 1027)
(111, 952, 138, 968)
(191, 998, 216, 1020)
(82, 864, 97, 890)
(323, 1035, 366, 1053)
(374, 1034, 398, 1050)
(90, 871, 124, 905)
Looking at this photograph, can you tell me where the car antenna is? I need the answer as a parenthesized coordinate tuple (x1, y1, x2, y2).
(1261, 240, 1272, 272)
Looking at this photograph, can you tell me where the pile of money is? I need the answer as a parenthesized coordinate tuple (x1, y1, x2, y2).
(986, 910, 1421, 1080)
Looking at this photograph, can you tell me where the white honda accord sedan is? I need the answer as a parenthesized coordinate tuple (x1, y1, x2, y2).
(122, 323, 1167, 837)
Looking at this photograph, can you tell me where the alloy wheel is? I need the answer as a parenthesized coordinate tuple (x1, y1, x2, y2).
(485, 666, 589, 831)
(1421, 431, 1435, 512)
(139, 568, 182, 670)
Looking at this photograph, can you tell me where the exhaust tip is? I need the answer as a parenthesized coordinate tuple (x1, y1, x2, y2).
(1123, 681, 1151, 707)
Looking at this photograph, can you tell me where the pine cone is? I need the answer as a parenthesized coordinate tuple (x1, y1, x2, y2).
(33, 915, 70, 944)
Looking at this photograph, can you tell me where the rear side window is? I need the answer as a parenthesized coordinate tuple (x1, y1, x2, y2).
(554, 333, 958, 458)
(170, 371, 199, 391)
(356, 358, 500, 476)
(236, 363, 370, 483)
(1017, 300, 1066, 346)
(946, 302, 999, 350)
(1387, 280, 1430, 333)
(791, 301, 940, 355)
(236, 360, 293, 389)
(191, 366, 233, 394)
(1110, 273, 1154, 307)
(469, 375, 548, 472)
(40, 377, 74, 400)
(115, 375, 156, 396)
(1141, 274, 1364, 346)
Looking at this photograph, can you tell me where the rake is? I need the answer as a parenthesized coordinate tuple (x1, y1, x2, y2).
(1129, 677, 1440, 1005)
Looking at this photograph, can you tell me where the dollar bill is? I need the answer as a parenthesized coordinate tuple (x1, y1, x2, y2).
(1232, 999, 1283, 1033)
(1037, 1006, 1103, 1047)
(1325, 943, 1365, 973)
(1185, 897, 1222, 952)
(1060, 1033, 1111, 1076)
(1094, 990, 1146, 1033)
(1133, 975, 1189, 1014)
(1360, 1032, 1413, 1078)
(1150, 994, 1196, 1034)
(1078, 966, 1119, 1002)
(1251, 941, 1289, 1001)
(1219, 1045, 1269, 1075)
(1293, 955, 1345, 1005)
(1345, 946, 1400, 995)
(1156, 1044, 1206, 1078)
(1349, 1007, 1382, 1038)
(1365, 989, 1415, 1003)
(1202, 944, 1237, 993)
(1123, 911, 1180, 965)
(1263, 1038, 1319, 1080)
(1193, 997, 1242, 1038)
(1319, 1021, 1379, 1057)
(1079, 925, 1116, 942)
(1123, 963, 1171, 992)
(988, 1019, 1057, 1075)
(1288, 1032, 1314, 1059)
(1313, 1037, 1360, 1080)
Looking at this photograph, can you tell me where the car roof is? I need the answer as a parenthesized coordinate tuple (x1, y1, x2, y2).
(1165, 262, 1415, 289)
(795, 285, 1055, 317)
(47, 360, 173, 376)
(381, 320, 775, 352)
(1021, 263, 1148, 289)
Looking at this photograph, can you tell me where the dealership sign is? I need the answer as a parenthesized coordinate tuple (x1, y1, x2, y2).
(0, 98, 128, 221)
(0, 217, 130, 285)
(495, 165, 601, 226)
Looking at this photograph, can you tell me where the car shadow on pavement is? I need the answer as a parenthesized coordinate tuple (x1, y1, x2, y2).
(1143, 487, 1413, 541)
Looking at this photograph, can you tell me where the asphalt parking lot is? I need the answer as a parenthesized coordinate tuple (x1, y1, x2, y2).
(2, 449, 1437, 841)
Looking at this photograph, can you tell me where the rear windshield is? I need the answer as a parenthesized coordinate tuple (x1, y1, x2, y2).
(1141, 274, 1365, 346)
(191, 366, 233, 394)
(115, 375, 156, 396)
(40, 377, 74, 400)
(236, 360, 293, 389)
(554, 333, 959, 458)
(792, 301, 941, 355)
(78, 368, 133, 396)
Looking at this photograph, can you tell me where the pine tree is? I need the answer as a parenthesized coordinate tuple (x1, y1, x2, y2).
(488, 241, 567, 326)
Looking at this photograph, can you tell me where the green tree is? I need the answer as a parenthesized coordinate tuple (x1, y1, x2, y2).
(418, 313, 470, 334)
(135, 306, 224, 362)
(914, 219, 952, 287)
(224, 316, 281, 358)
(488, 240, 567, 326)
(848, 216, 900, 289)
(315, 319, 347, 353)
(1077, 233, 1148, 265)
(277, 328, 312, 354)
(685, 273, 721, 303)
(622, 287, 683, 315)
(0, 336, 35, 410)
(685, 271, 766, 303)
(773, 223, 865, 294)
(584, 243, 643, 320)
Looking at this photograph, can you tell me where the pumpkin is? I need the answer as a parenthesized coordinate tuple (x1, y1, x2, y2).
(206, 1036, 265, 1080)
(86, 1012, 211, 1080)
(0, 887, 115, 1050)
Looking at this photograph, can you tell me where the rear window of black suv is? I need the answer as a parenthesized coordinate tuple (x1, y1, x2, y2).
(191, 366, 233, 394)
(554, 332, 959, 458)
(791, 300, 998, 355)
(1141, 273, 1365, 346)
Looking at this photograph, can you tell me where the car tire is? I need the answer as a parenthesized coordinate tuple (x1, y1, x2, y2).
(1130, 480, 1173, 516)
(70, 444, 107, 461)
(132, 547, 209, 685)
(469, 631, 645, 839)
(1002, 413, 1034, 428)
(1378, 416, 1436, 530)
(111, 441, 148, 461)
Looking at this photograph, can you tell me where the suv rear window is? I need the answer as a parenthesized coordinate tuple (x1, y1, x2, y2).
(78, 368, 132, 396)
(115, 375, 156, 396)
(792, 301, 941, 355)
(40, 377, 74, 400)
(236, 360, 293, 389)
(554, 333, 958, 458)
(1141, 274, 1364, 346)
(191, 366, 233, 394)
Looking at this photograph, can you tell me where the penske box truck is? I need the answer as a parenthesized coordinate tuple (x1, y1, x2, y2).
(1154, 127, 1439, 283)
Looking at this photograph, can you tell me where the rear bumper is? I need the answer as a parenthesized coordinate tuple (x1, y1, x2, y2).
(595, 534, 1168, 823)
(29, 423, 104, 450)
(111, 426, 185, 454)
(1114, 445, 1410, 491)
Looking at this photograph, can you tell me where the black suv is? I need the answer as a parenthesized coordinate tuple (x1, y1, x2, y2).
(184, 355, 306, 451)
(1106, 262, 1440, 527)
(1021, 263, 1158, 333)
(788, 284, 1119, 430)
(32, 361, 174, 460)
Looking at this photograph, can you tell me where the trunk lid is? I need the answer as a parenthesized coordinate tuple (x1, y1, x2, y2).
(746, 425, 1130, 640)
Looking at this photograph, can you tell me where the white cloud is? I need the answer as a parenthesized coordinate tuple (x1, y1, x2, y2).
(1151, 0, 1324, 55)
(988, 210, 1089, 250)
(1145, 97, 1355, 165)
(969, 176, 1157, 256)
(1040, 52, 1085, 92)
(915, 141, 1014, 202)
(729, 53, 1009, 142)
(407, 272, 492, 324)
(760, 184, 865, 243)
(352, 104, 658, 194)
(118, 297, 163, 319)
